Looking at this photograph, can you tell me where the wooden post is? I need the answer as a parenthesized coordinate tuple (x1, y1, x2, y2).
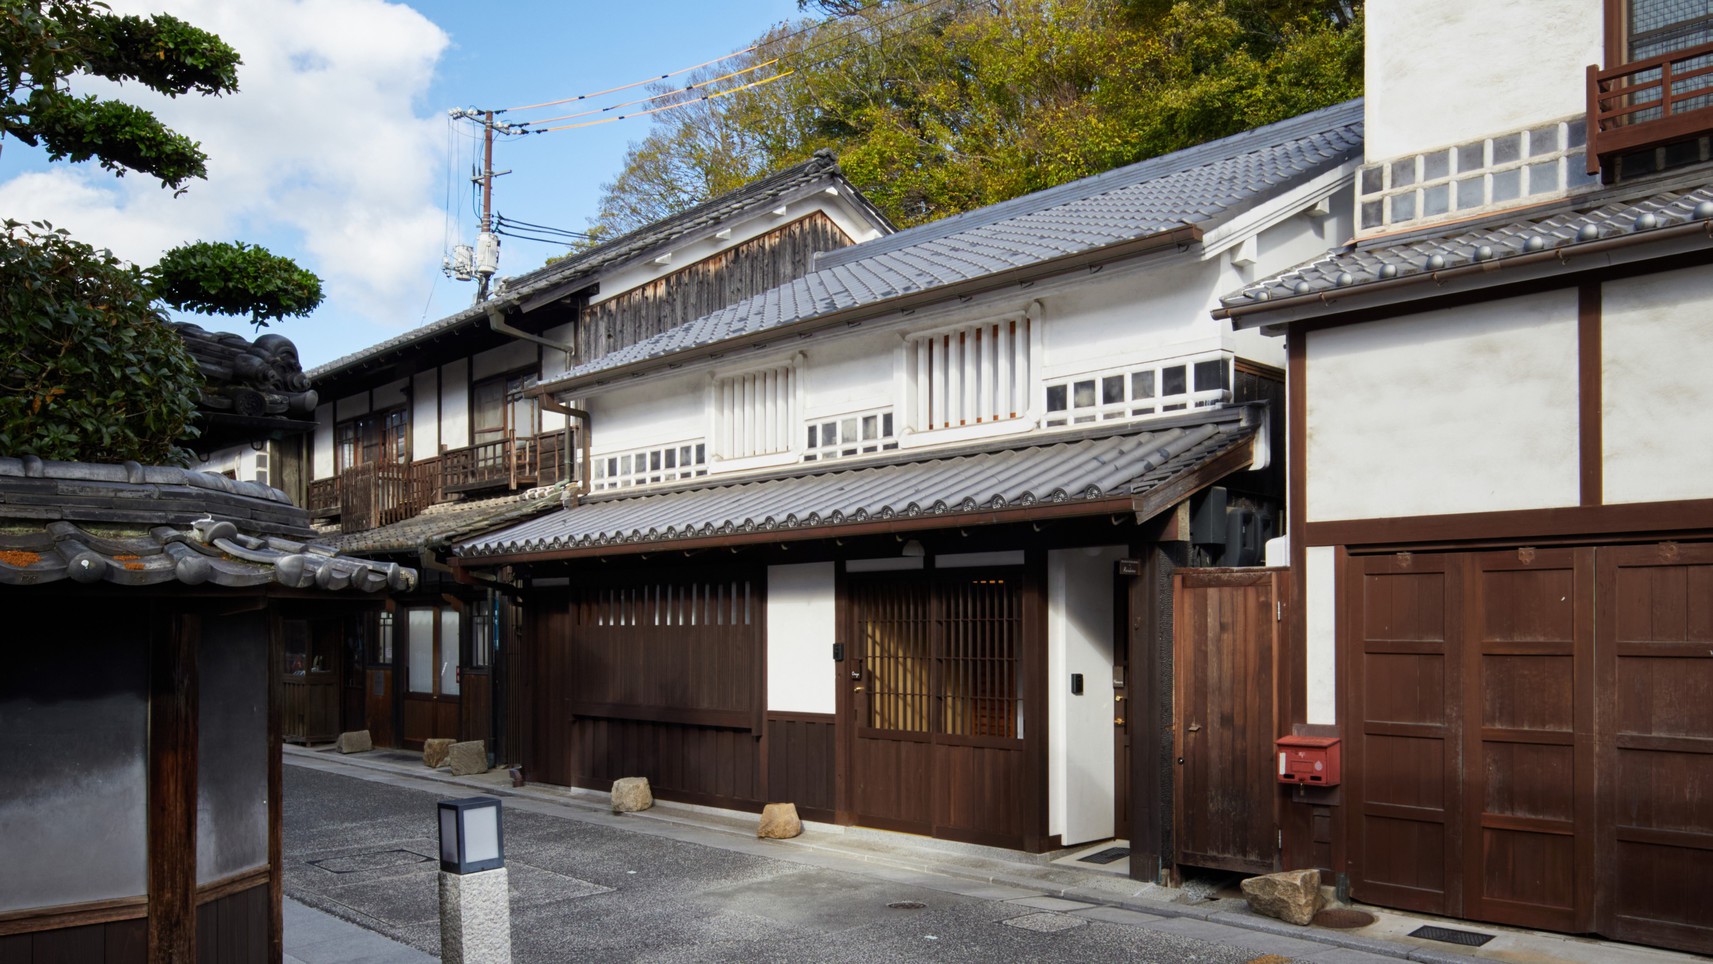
(269, 611, 285, 962)
(148, 608, 198, 963)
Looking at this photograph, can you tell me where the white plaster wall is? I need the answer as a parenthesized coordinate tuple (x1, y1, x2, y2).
(1041, 265, 1222, 380)
(471, 339, 535, 380)
(591, 376, 707, 453)
(1602, 267, 1713, 504)
(1047, 546, 1124, 846)
(372, 378, 407, 411)
(1304, 546, 1338, 725)
(439, 359, 469, 450)
(333, 392, 369, 421)
(1366, 0, 1601, 161)
(312, 403, 333, 479)
(538, 322, 575, 431)
(801, 332, 896, 419)
(1305, 290, 1580, 521)
(411, 369, 439, 458)
(766, 562, 836, 714)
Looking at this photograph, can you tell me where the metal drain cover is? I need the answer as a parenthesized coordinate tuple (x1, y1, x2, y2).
(1409, 924, 1495, 947)
(1312, 908, 1376, 929)
(888, 901, 926, 910)
(1076, 847, 1131, 865)
(308, 849, 432, 874)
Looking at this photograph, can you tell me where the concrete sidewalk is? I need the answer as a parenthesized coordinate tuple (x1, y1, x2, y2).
(285, 744, 1698, 964)
(285, 896, 437, 963)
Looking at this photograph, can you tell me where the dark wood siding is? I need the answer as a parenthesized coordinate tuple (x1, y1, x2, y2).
(194, 883, 269, 964)
(578, 213, 853, 361)
(0, 918, 146, 964)
(527, 573, 767, 810)
(766, 713, 837, 821)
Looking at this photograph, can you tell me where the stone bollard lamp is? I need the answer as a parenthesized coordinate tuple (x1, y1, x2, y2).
(437, 796, 512, 964)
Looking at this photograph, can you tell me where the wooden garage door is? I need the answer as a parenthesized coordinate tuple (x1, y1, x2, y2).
(1597, 544, 1713, 953)
(1348, 544, 1713, 954)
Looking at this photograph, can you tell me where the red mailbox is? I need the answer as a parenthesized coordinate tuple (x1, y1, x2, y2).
(1276, 735, 1341, 786)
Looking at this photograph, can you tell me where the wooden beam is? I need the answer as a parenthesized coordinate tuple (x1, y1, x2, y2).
(148, 607, 198, 964)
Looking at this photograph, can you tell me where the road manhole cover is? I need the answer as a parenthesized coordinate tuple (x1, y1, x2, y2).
(887, 901, 927, 910)
(308, 849, 433, 874)
(1312, 908, 1376, 929)
(1003, 912, 1086, 933)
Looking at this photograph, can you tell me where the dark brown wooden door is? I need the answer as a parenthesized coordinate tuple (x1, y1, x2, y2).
(847, 569, 1037, 849)
(1173, 568, 1285, 875)
(1348, 544, 1713, 954)
(1596, 544, 1713, 954)
(1347, 551, 1461, 914)
(402, 606, 461, 749)
(1462, 548, 1594, 933)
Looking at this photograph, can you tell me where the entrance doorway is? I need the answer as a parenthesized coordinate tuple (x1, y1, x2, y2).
(402, 606, 461, 749)
(845, 566, 1041, 849)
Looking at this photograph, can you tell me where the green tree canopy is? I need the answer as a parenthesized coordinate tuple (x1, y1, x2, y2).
(0, 220, 200, 465)
(152, 240, 324, 329)
(0, 0, 242, 191)
(590, 0, 1363, 234)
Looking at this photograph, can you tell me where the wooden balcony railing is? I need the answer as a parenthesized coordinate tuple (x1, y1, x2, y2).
(311, 430, 576, 533)
(1588, 39, 1713, 174)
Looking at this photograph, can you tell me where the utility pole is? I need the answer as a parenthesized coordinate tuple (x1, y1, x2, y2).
(446, 108, 519, 302)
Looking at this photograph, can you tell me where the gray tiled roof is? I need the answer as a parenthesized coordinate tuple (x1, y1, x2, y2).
(311, 151, 888, 378)
(539, 99, 1364, 390)
(1219, 179, 1713, 317)
(455, 407, 1260, 558)
(0, 456, 415, 591)
(320, 482, 568, 555)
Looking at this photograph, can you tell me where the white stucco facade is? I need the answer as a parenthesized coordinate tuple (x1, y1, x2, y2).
(765, 562, 837, 715)
(1602, 267, 1713, 505)
(1304, 290, 1581, 522)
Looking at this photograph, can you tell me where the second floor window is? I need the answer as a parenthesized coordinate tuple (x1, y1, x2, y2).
(474, 373, 538, 444)
(907, 318, 1032, 432)
(335, 409, 407, 472)
(1626, 0, 1713, 62)
(715, 365, 795, 460)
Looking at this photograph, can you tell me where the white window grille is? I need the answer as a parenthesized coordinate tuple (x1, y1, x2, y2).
(804, 408, 898, 462)
(715, 365, 796, 459)
(593, 441, 708, 491)
(908, 318, 1031, 432)
(1043, 353, 1231, 428)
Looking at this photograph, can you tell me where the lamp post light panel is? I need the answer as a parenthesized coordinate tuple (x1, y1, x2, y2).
(438, 796, 505, 874)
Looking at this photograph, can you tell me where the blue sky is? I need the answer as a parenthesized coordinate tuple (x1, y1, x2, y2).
(0, 0, 806, 368)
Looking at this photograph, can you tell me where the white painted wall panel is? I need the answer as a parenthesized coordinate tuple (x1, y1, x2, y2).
(372, 378, 407, 411)
(333, 393, 369, 421)
(1603, 268, 1713, 505)
(539, 323, 575, 430)
(766, 563, 835, 714)
(1305, 546, 1337, 725)
(801, 334, 895, 419)
(1367, 0, 1599, 161)
(592, 377, 709, 453)
(411, 369, 439, 458)
(471, 339, 536, 380)
(440, 359, 469, 450)
(312, 403, 334, 479)
(1047, 546, 1123, 846)
(1305, 291, 1580, 521)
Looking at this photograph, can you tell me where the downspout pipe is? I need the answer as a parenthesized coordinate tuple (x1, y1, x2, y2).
(534, 393, 591, 505)
(485, 304, 575, 358)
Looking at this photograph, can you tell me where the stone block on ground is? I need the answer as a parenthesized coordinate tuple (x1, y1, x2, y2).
(447, 740, 488, 776)
(1241, 869, 1324, 926)
(423, 737, 455, 768)
(335, 730, 372, 754)
(611, 776, 653, 812)
(757, 802, 802, 839)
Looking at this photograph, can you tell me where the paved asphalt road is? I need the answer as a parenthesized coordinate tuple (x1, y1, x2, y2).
(283, 765, 1327, 964)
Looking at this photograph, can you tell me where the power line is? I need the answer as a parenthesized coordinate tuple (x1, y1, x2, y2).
(522, 59, 780, 127)
(529, 70, 795, 133)
(495, 214, 590, 239)
(499, 46, 758, 113)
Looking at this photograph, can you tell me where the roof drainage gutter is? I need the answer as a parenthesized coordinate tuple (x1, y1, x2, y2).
(1216, 216, 1713, 327)
(486, 304, 575, 359)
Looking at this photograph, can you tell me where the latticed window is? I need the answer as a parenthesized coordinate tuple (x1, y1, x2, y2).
(852, 573, 1024, 740)
(907, 318, 1032, 432)
(715, 365, 795, 459)
(1628, 0, 1713, 61)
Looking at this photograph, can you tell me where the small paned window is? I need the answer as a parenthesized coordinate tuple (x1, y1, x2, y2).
(1042, 354, 1232, 427)
(803, 407, 899, 462)
(593, 441, 708, 490)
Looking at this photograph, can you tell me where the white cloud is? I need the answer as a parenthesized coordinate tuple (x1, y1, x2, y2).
(0, 0, 451, 344)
